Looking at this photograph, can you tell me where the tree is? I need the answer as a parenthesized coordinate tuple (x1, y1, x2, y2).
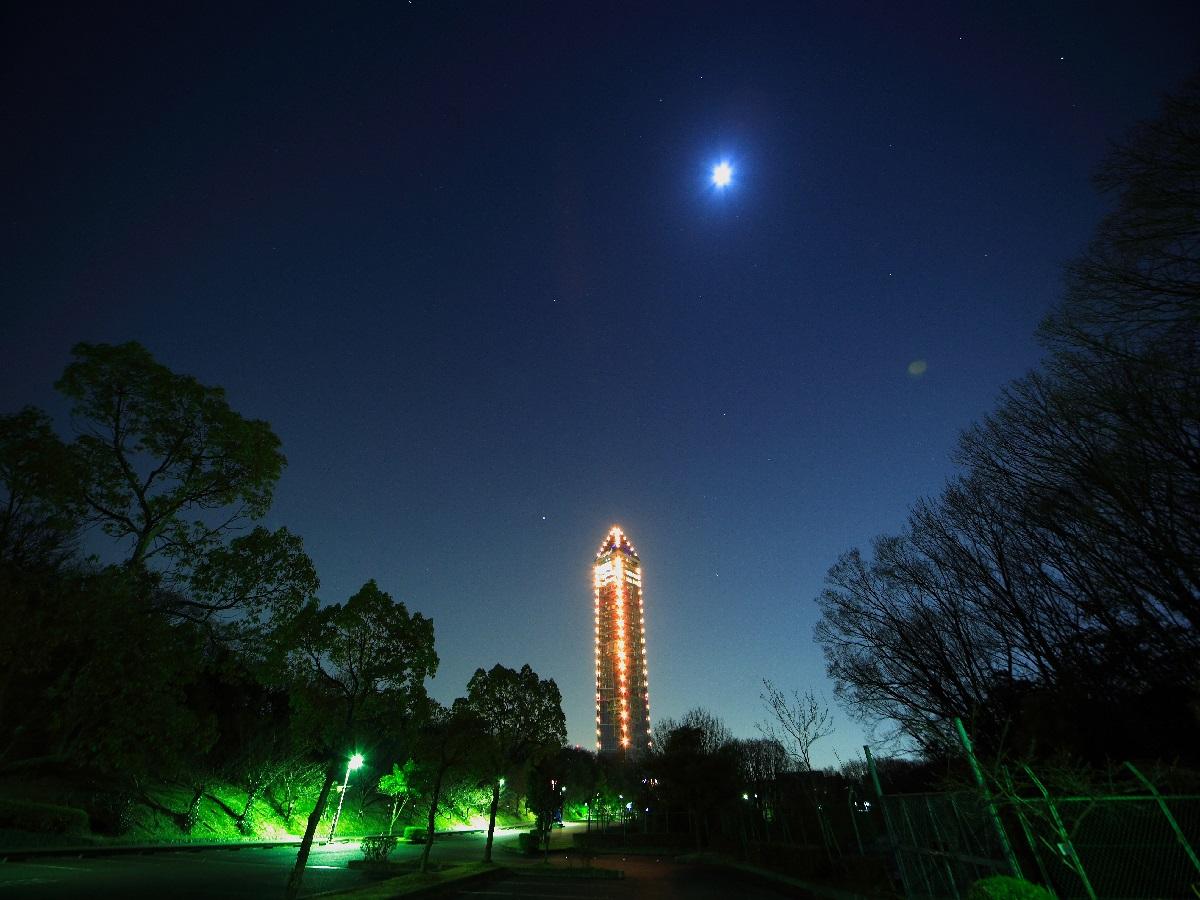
(378, 759, 418, 835)
(412, 700, 485, 873)
(649, 709, 740, 848)
(813, 74, 1200, 761)
(52, 342, 316, 639)
(0, 407, 80, 570)
(1044, 74, 1200, 363)
(56, 342, 280, 565)
(282, 580, 437, 900)
(464, 663, 566, 862)
(1, 345, 319, 788)
(730, 737, 790, 841)
(56, 342, 282, 567)
(758, 680, 834, 771)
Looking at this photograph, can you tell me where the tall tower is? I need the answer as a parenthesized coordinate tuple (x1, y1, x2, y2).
(593, 525, 652, 758)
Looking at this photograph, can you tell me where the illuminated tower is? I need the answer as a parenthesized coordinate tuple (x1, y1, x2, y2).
(593, 525, 652, 757)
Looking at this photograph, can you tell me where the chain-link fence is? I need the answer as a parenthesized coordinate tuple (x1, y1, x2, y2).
(1011, 793, 1200, 900)
(876, 786, 1200, 899)
(879, 792, 1006, 898)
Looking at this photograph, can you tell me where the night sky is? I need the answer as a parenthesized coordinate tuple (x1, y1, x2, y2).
(4, 2, 1198, 763)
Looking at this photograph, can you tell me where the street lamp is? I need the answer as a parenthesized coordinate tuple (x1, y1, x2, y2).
(328, 753, 365, 840)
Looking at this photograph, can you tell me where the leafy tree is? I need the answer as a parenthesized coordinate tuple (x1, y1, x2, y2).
(438, 774, 491, 827)
(51, 342, 317, 637)
(411, 700, 485, 873)
(649, 709, 741, 848)
(0, 345, 320, 789)
(281, 580, 437, 900)
(730, 737, 790, 841)
(56, 342, 283, 569)
(553, 746, 602, 825)
(0, 407, 80, 570)
(0, 565, 212, 779)
(464, 663, 566, 862)
(378, 759, 418, 835)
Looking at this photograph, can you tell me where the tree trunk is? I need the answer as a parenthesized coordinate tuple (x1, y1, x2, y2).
(483, 780, 500, 863)
(285, 763, 337, 900)
(235, 781, 259, 834)
(419, 764, 446, 873)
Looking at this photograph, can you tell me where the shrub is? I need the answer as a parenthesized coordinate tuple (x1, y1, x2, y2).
(967, 876, 1056, 900)
(0, 798, 89, 836)
(360, 835, 397, 862)
(402, 825, 426, 844)
(518, 830, 543, 854)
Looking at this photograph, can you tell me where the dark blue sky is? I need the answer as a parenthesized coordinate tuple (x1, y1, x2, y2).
(3, 2, 1198, 762)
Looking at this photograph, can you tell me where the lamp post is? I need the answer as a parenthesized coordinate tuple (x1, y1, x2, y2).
(328, 753, 364, 841)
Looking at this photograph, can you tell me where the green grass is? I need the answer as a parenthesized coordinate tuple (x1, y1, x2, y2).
(0, 773, 534, 850)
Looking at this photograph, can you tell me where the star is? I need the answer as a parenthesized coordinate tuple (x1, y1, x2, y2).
(712, 162, 733, 187)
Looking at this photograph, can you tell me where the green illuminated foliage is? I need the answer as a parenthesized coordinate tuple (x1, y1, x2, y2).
(410, 700, 487, 873)
(378, 759, 418, 835)
(282, 580, 437, 900)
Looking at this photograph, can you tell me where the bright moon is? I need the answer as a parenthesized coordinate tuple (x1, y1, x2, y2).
(712, 161, 732, 187)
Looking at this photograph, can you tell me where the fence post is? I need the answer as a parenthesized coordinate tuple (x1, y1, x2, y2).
(1001, 765, 1055, 894)
(865, 745, 894, 844)
(847, 786, 865, 855)
(1022, 765, 1097, 900)
(866, 745, 911, 898)
(953, 717, 1022, 879)
(1125, 762, 1200, 879)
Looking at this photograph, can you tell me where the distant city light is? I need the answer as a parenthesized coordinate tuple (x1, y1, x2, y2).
(712, 161, 733, 187)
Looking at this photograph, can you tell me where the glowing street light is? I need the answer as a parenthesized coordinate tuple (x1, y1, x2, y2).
(328, 753, 365, 840)
(712, 161, 733, 188)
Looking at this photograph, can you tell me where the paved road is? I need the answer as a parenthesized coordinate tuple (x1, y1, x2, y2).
(447, 856, 804, 899)
(0, 841, 367, 898)
(0, 827, 518, 898)
(0, 825, 804, 899)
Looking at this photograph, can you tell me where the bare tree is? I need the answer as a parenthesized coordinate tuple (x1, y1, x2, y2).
(813, 74, 1200, 762)
(758, 680, 834, 771)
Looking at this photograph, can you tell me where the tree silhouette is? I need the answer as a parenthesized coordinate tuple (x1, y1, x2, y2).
(281, 580, 437, 900)
(465, 663, 566, 862)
